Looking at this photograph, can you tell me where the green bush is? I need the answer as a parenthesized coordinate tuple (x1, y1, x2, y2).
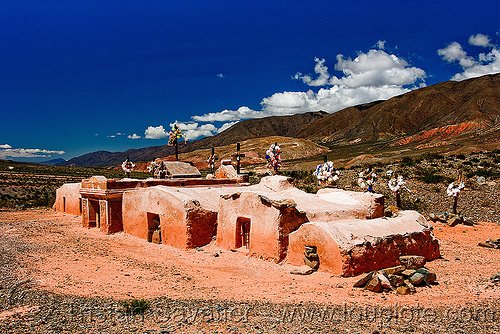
(121, 299, 149, 315)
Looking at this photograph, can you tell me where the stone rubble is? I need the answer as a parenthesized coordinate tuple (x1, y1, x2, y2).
(353, 255, 437, 295)
(478, 238, 500, 249)
(428, 212, 475, 227)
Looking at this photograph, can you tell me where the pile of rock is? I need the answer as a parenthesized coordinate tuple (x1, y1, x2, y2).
(428, 213, 474, 227)
(491, 272, 500, 284)
(479, 238, 500, 249)
(354, 255, 437, 295)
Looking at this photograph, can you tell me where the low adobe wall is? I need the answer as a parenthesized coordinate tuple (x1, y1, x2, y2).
(287, 210, 440, 276)
(54, 183, 81, 216)
(217, 191, 308, 262)
(122, 186, 219, 249)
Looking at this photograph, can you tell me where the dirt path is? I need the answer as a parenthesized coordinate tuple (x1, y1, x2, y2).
(1, 209, 499, 307)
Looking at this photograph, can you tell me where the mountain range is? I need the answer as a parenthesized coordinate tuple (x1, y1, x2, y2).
(62, 73, 500, 167)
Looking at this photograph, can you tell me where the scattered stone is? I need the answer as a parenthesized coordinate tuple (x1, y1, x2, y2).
(378, 273, 393, 290)
(353, 271, 374, 288)
(388, 274, 404, 287)
(383, 265, 405, 276)
(353, 264, 436, 294)
(430, 212, 475, 227)
(417, 268, 437, 284)
(478, 238, 500, 249)
(151, 230, 161, 244)
(212, 252, 220, 257)
(384, 207, 393, 217)
(303, 246, 320, 270)
(401, 269, 417, 277)
(490, 272, 500, 284)
(409, 272, 425, 285)
(404, 280, 416, 293)
(365, 276, 382, 293)
(290, 265, 315, 275)
(396, 286, 411, 295)
(399, 255, 426, 269)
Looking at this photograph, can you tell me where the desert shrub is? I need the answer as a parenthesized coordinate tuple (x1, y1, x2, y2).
(423, 153, 444, 161)
(401, 197, 427, 211)
(401, 157, 415, 167)
(282, 170, 316, 183)
(466, 168, 500, 179)
(479, 161, 492, 168)
(470, 157, 480, 163)
(121, 299, 149, 315)
(413, 166, 450, 184)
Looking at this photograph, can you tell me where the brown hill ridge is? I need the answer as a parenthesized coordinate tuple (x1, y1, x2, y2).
(65, 73, 500, 167)
(135, 136, 330, 172)
(297, 73, 500, 145)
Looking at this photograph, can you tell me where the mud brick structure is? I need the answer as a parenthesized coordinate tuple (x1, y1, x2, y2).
(55, 168, 440, 276)
(122, 185, 242, 249)
(286, 211, 440, 276)
(53, 183, 82, 216)
(75, 163, 248, 235)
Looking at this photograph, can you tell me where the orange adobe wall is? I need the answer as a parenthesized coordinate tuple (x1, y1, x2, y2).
(287, 211, 441, 277)
(53, 183, 81, 216)
(122, 186, 218, 249)
(217, 191, 308, 262)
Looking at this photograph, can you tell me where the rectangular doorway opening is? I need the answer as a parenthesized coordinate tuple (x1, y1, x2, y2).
(88, 200, 100, 228)
(62, 197, 66, 213)
(147, 212, 161, 244)
(235, 217, 251, 250)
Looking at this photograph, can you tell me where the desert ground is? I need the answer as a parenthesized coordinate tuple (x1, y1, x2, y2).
(1, 207, 499, 334)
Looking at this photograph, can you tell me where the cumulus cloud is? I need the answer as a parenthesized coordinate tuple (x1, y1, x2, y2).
(171, 121, 218, 140)
(438, 34, 500, 81)
(217, 73, 224, 78)
(187, 45, 427, 124)
(469, 33, 492, 47)
(217, 121, 238, 133)
(144, 125, 168, 139)
(0, 146, 65, 159)
(261, 85, 411, 115)
(192, 106, 265, 122)
(294, 57, 331, 86)
(127, 133, 141, 139)
(294, 50, 426, 89)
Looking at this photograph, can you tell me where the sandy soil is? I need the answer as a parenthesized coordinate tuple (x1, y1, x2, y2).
(1, 209, 499, 308)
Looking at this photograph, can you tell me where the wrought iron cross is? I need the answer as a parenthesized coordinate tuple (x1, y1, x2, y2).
(232, 142, 245, 174)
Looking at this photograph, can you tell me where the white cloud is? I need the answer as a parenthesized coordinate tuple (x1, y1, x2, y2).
(171, 121, 218, 140)
(438, 35, 500, 81)
(127, 133, 141, 139)
(294, 50, 426, 89)
(217, 73, 224, 78)
(217, 121, 238, 133)
(469, 33, 492, 47)
(144, 125, 168, 139)
(192, 106, 265, 122)
(0, 147, 65, 159)
(438, 42, 476, 68)
(188, 45, 427, 124)
(261, 85, 410, 115)
(107, 135, 116, 138)
(294, 57, 331, 86)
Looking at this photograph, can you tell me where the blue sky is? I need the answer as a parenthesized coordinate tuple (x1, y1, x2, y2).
(1, 1, 499, 162)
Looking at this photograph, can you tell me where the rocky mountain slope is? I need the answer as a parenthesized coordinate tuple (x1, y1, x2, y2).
(63, 73, 500, 167)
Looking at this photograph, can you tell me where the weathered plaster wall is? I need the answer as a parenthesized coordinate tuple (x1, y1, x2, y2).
(54, 183, 81, 216)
